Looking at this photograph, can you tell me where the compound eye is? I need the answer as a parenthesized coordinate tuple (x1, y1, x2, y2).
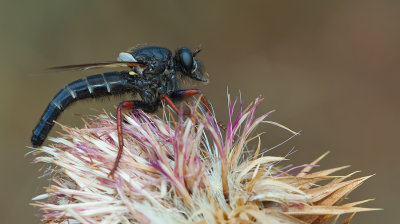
(179, 48, 194, 72)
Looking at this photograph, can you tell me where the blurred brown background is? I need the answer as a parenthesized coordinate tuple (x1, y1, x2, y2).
(1, 0, 398, 223)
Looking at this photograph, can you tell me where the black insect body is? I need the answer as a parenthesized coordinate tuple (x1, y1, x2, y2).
(31, 46, 216, 176)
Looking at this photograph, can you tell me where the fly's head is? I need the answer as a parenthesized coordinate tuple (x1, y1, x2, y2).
(174, 46, 207, 83)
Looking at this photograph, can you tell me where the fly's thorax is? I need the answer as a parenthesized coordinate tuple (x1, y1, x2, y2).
(129, 46, 172, 61)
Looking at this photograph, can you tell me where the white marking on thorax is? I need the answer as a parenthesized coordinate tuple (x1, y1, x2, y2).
(117, 52, 137, 62)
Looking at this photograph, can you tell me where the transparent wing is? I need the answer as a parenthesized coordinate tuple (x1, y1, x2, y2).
(48, 61, 146, 72)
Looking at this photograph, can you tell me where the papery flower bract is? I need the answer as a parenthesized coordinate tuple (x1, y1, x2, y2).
(31, 96, 378, 224)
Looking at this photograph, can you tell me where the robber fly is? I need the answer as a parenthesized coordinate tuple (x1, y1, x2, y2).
(31, 45, 218, 176)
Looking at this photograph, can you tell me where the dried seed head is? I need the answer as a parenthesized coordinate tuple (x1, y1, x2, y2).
(31, 96, 378, 223)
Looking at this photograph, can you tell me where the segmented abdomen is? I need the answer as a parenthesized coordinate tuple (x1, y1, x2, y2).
(31, 71, 132, 146)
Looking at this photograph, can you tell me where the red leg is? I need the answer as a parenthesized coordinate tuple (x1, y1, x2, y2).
(160, 94, 195, 118)
(109, 101, 135, 178)
(169, 89, 226, 131)
(170, 89, 211, 113)
(159, 94, 181, 115)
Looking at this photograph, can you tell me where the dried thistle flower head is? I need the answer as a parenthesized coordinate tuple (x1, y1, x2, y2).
(31, 96, 378, 223)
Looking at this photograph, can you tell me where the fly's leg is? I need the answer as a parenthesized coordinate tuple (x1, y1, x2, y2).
(159, 94, 196, 119)
(167, 89, 226, 131)
(109, 100, 153, 178)
(159, 94, 203, 130)
(159, 94, 183, 115)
